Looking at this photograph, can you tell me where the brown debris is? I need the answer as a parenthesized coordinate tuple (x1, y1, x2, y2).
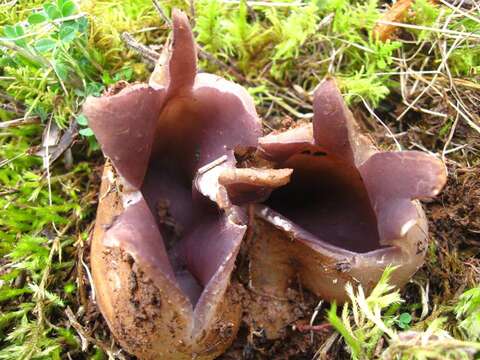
(373, 0, 414, 41)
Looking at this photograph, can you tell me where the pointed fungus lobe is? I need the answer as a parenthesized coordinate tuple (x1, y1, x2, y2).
(85, 9, 261, 360)
(224, 78, 446, 337)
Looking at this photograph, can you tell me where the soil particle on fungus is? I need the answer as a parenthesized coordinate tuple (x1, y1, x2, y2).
(334, 260, 352, 273)
(156, 198, 184, 243)
(105, 80, 130, 96)
(128, 268, 138, 294)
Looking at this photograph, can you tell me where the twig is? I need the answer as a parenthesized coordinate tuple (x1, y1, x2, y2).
(0, 90, 26, 112)
(376, 20, 480, 40)
(65, 307, 119, 356)
(152, 0, 171, 26)
(45, 117, 54, 207)
(0, 188, 19, 196)
(437, 0, 480, 23)
(0, 103, 22, 114)
(308, 300, 324, 342)
(197, 45, 246, 81)
(447, 98, 480, 133)
(49, 119, 79, 165)
(360, 97, 402, 150)
(121, 32, 160, 63)
(397, 35, 465, 121)
(442, 112, 460, 161)
(313, 333, 339, 360)
(189, 0, 196, 27)
(0, 116, 40, 128)
(265, 91, 313, 119)
(120, 30, 248, 82)
(293, 322, 332, 333)
(0, 151, 27, 168)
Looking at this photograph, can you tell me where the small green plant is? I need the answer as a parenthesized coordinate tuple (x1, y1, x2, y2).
(80, 0, 165, 70)
(382, 317, 480, 359)
(455, 287, 480, 341)
(0, 125, 91, 358)
(326, 266, 403, 359)
(0, 0, 106, 131)
(195, 0, 232, 57)
(396, 312, 413, 330)
(326, 267, 480, 360)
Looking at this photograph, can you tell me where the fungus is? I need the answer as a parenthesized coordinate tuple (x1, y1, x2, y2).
(221, 79, 447, 337)
(84, 10, 261, 359)
(85, 7, 447, 355)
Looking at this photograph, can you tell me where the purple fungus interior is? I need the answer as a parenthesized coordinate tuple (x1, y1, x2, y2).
(259, 79, 381, 253)
(139, 13, 260, 306)
(264, 150, 380, 253)
(140, 84, 260, 304)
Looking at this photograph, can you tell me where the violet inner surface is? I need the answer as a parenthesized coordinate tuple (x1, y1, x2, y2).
(264, 150, 380, 253)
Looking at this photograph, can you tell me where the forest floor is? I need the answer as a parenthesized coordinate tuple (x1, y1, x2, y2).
(0, 0, 479, 359)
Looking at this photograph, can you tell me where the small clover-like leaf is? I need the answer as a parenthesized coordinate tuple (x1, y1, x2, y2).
(76, 114, 88, 126)
(28, 12, 47, 25)
(397, 312, 412, 329)
(59, 25, 76, 43)
(79, 127, 94, 137)
(34, 38, 57, 52)
(14, 24, 24, 37)
(61, 0, 76, 17)
(43, 3, 62, 20)
(53, 61, 69, 80)
(2, 25, 17, 39)
(101, 72, 113, 86)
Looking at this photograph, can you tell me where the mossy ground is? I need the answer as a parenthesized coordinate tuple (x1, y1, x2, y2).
(0, 0, 479, 359)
